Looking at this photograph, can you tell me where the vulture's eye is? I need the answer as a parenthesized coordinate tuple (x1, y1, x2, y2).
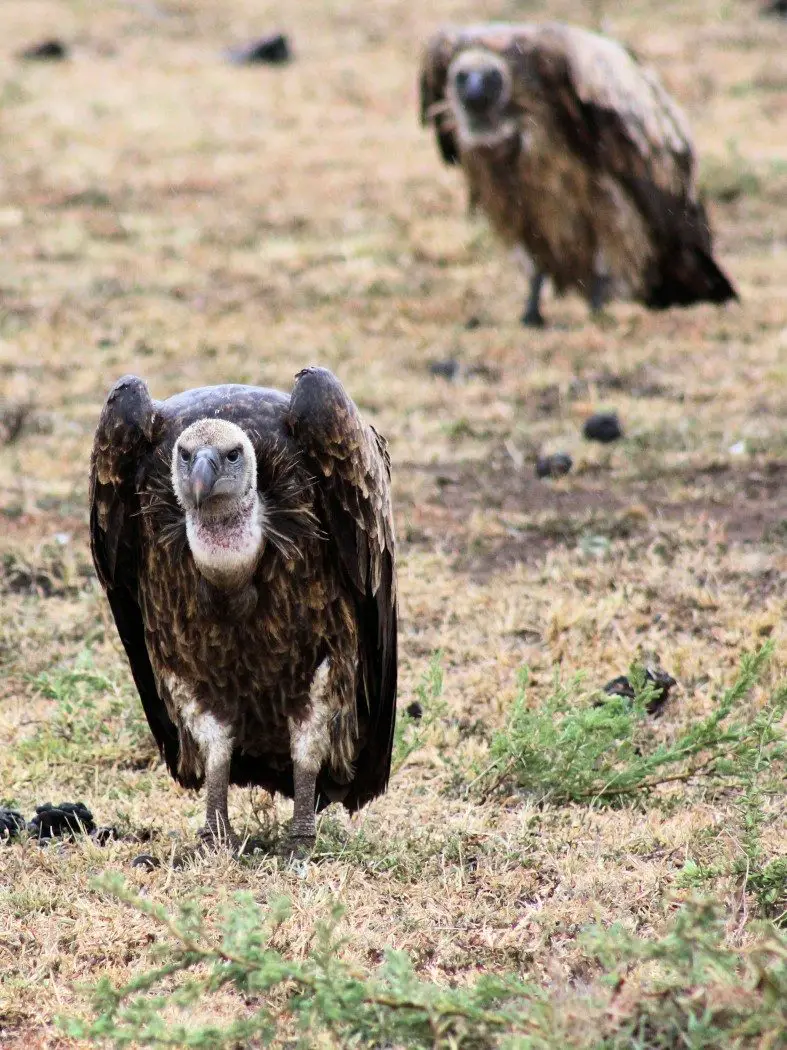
(179, 447, 191, 464)
(226, 448, 241, 463)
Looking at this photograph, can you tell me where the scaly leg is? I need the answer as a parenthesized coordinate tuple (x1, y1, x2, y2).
(521, 271, 546, 328)
(287, 660, 331, 856)
(185, 706, 239, 851)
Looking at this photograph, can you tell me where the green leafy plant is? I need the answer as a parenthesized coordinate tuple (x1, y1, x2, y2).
(62, 875, 551, 1049)
(63, 881, 787, 1049)
(480, 645, 787, 804)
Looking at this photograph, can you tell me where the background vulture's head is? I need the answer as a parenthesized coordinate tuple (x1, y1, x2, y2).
(447, 48, 514, 147)
(172, 419, 257, 520)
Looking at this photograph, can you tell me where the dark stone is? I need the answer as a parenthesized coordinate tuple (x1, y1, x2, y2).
(19, 39, 69, 61)
(602, 668, 677, 716)
(91, 826, 120, 846)
(535, 453, 573, 479)
(0, 808, 26, 839)
(131, 853, 161, 871)
(405, 701, 423, 720)
(226, 33, 291, 66)
(583, 412, 623, 443)
(28, 802, 95, 839)
(429, 359, 460, 380)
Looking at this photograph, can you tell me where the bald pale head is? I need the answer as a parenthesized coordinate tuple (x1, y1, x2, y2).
(172, 419, 257, 518)
(447, 48, 515, 147)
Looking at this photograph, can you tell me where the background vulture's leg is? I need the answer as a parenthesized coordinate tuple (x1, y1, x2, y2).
(288, 660, 331, 856)
(521, 271, 546, 328)
(589, 273, 612, 315)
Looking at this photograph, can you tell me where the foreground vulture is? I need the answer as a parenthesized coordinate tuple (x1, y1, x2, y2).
(90, 368, 397, 852)
(420, 22, 738, 326)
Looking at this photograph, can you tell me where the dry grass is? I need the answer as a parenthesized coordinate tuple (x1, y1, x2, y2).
(1, 0, 787, 1046)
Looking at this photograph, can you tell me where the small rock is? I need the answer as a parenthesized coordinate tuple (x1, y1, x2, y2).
(583, 412, 623, 443)
(429, 359, 460, 380)
(28, 802, 95, 839)
(226, 33, 291, 65)
(464, 316, 482, 330)
(131, 853, 161, 871)
(405, 701, 423, 720)
(90, 826, 120, 846)
(602, 668, 677, 716)
(19, 39, 69, 61)
(535, 453, 573, 479)
(465, 363, 500, 382)
(0, 808, 26, 840)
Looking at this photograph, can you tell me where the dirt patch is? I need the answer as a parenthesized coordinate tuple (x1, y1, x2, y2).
(403, 454, 787, 575)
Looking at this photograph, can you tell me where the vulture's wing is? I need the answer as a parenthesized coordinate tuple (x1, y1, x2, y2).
(90, 376, 182, 780)
(288, 367, 397, 812)
(519, 23, 737, 301)
(420, 29, 463, 164)
(519, 24, 695, 202)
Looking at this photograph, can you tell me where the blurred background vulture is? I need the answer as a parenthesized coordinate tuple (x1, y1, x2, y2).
(420, 22, 738, 326)
(90, 367, 397, 852)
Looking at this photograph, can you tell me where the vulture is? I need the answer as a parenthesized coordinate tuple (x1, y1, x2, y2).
(90, 367, 397, 852)
(420, 22, 738, 326)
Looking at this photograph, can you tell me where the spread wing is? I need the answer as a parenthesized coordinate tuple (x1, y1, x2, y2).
(89, 376, 183, 781)
(288, 367, 397, 812)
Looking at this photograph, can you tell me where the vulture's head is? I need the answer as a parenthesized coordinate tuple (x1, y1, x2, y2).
(172, 419, 257, 520)
(447, 48, 514, 147)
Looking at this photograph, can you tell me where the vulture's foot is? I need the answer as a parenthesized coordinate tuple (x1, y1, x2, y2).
(521, 307, 546, 328)
(285, 832, 316, 861)
(197, 823, 243, 854)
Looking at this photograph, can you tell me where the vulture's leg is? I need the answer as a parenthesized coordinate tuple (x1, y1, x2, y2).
(191, 712, 240, 851)
(521, 271, 546, 328)
(288, 661, 331, 856)
(589, 273, 612, 315)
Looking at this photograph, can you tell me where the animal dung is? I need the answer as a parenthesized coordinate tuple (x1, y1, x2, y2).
(0, 808, 26, 839)
(535, 453, 573, 479)
(28, 801, 95, 839)
(429, 358, 460, 380)
(226, 33, 292, 65)
(131, 853, 161, 871)
(18, 39, 69, 61)
(583, 413, 623, 443)
(602, 668, 677, 716)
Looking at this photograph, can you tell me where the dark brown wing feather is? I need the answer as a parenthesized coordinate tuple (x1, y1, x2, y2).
(89, 375, 183, 779)
(288, 367, 397, 812)
(517, 24, 737, 305)
(420, 30, 461, 165)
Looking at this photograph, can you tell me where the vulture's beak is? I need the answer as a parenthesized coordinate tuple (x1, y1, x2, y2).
(189, 448, 220, 508)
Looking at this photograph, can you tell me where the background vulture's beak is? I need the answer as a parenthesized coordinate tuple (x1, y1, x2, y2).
(458, 68, 504, 113)
(190, 448, 220, 508)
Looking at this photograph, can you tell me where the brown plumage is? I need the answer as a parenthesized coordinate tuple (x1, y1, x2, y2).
(420, 22, 738, 326)
(90, 367, 397, 850)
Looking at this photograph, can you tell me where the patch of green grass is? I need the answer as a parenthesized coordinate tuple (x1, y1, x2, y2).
(479, 645, 787, 805)
(63, 879, 787, 1050)
(392, 650, 445, 774)
(15, 649, 152, 768)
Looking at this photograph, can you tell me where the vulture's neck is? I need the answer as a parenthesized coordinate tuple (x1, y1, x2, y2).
(185, 490, 264, 590)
